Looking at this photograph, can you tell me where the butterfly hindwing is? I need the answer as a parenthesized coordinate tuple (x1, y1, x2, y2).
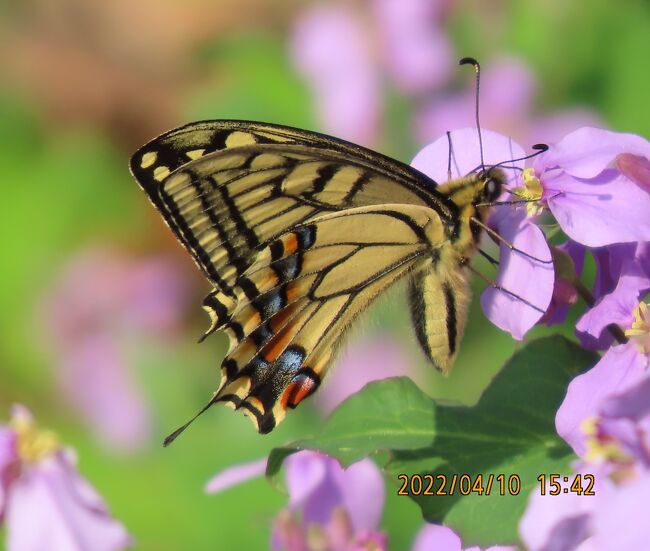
(211, 205, 446, 432)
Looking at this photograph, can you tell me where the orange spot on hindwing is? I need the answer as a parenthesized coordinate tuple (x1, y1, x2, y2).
(281, 370, 320, 409)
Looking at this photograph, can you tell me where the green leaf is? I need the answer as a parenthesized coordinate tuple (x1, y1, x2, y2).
(268, 336, 598, 546)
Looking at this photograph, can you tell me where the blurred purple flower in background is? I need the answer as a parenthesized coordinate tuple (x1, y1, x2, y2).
(206, 450, 386, 551)
(371, 0, 454, 94)
(416, 56, 602, 148)
(291, 0, 455, 147)
(0, 405, 131, 550)
(291, 5, 381, 146)
(208, 451, 524, 551)
(412, 128, 554, 339)
(412, 523, 515, 551)
(313, 335, 423, 415)
(41, 247, 189, 454)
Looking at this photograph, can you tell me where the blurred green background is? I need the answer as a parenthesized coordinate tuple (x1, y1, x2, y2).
(0, 0, 648, 548)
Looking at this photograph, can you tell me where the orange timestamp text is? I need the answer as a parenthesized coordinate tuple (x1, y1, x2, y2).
(397, 473, 521, 496)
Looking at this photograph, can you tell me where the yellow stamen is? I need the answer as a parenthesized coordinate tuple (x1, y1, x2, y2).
(512, 168, 544, 216)
(624, 302, 650, 354)
(10, 410, 59, 463)
(581, 416, 632, 465)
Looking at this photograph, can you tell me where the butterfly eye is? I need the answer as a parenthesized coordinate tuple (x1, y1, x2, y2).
(484, 177, 501, 202)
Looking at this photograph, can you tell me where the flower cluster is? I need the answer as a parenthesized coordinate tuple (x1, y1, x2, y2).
(0, 405, 131, 550)
(521, 369, 650, 549)
(410, 125, 650, 549)
(206, 451, 387, 551)
(206, 451, 516, 551)
(290, 0, 454, 146)
(290, 2, 600, 151)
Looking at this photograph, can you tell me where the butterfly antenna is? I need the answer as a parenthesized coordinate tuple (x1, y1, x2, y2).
(162, 395, 218, 447)
(459, 57, 485, 171)
(446, 131, 453, 180)
(491, 144, 549, 172)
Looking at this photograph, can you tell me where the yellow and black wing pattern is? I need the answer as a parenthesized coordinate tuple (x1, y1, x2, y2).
(129, 120, 482, 435)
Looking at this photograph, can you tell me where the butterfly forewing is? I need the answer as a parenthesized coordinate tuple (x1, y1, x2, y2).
(130, 122, 455, 294)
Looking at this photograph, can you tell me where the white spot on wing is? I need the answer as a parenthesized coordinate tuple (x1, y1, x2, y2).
(140, 151, 157, 169)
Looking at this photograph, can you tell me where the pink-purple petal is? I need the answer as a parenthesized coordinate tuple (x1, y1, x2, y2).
(6, 453, 132, 551)
(204, 457, 267, 495)
(555, 343, 647, 456)
(0, 428, 17, 518)
(597, 374, 650, 465)
(58, 333, 152, 453)
(314, 336, 420, 415)
(591, 471, 650, 550)
(519, 472, 601, 551)
(371, 0, 453, 93)
(284, 451, 331, 511)
(291, 5, 380, 146)
(411, 524, 462, 551)
(576, 259, 650, 349)
(591, 243, 638, 299)
(599, 374, 650, 422)
(287, 452, 343, 526)
(339, 459, 384, 532)
(538, 127, 650, 179)
(546, 169, 650, 247)
(480, 209, 553, 340)
(411, 128, 525, 184)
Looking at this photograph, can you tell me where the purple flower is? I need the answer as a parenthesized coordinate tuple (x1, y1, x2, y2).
(521, 467, 650, 550)
(556, 343, 648, 458)
(371, 0, 454, 93)
(291, 5, 381, 146)
(40, 247, 189, 453)
(519, 465, 606, 551)
(313, 335, 424, 415)
(595, 375, 650, 469)
(204, 457, 267, 494)
(575, 257, 650, 350)
(0, 405, 132, 550)
(206, 451, 386, 551)
(412, 523, 515, 551)
(412, 128, 554, 339)
(290, 1, 457, 147)
(523, 369, 650, 550)
(533, 127, 650, 248)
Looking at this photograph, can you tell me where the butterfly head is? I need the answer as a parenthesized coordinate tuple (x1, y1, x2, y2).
(475, 167, 506, 206)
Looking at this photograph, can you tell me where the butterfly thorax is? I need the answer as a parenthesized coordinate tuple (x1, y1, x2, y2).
(435, 168, 505, 258)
